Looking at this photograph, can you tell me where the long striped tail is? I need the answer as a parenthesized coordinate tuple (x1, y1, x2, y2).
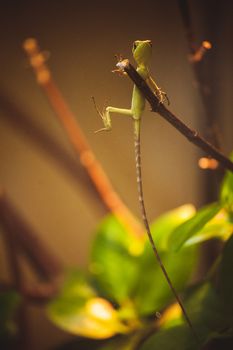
(134, 126, 199, 341)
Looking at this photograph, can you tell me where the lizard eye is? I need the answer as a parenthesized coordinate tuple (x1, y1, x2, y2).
(133, 42, 137, 51)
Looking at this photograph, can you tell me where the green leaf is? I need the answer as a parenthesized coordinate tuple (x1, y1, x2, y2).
(46, 269, 95, 328)
(140, 282, 230, 350)
(184, 210, 233, 247)
(90, 215, 142, 303)
(220, 152, 233, 213)
(182, 282, 232, 346)
(0, 290, 21, 339)
(96, 334, 140, 350)
(218, 234, 233, 320)
(47, 269, 127, 339)
(149, 204, 195, 251)
(48, 269, 96, 312)
(169, 202, 222, 251)
(130, 206, 198, 315)
(139, 325, 198, 350)
(133, 244, 197, 315)
(184, 283, 228, 337)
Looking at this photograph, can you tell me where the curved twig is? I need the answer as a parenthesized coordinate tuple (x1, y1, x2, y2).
(117, 59, 233, 173)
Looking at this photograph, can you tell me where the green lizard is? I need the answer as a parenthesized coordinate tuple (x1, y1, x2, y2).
(95, 40, 198, 340)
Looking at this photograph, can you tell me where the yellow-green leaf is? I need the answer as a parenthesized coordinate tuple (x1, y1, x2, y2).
(169, 202, 222, 251)
(90, 215, 142, 303)
(47, 270, 127, 339)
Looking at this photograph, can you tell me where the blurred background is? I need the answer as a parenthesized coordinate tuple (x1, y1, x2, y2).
(0, 0, 232, 348)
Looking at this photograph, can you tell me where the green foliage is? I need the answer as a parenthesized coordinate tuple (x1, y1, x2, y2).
(134, 246, 197, 315)
(140, 325, 197, 350)
(47, 269, 96, 317)
(46, 162, 233, 349)
(145, 204, 195, 251)
(168, 166, 233, 250)
(140, 281, 232, 350)
(220, 152, 233, 215)
(218, 235, 233, 320)
(47, 269, 128, 338)
(90, 215, 141, 303)
(168, 202, 222, 251)
(47, 207, 199, 340)
(133, 206, 197, 314)
(0, 289, 20, 343)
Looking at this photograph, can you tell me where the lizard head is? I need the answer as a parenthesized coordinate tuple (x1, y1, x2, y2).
(132, 40, 152, 66)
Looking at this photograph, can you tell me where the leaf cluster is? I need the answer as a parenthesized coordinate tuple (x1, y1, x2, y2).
(46, 158, 233, 349)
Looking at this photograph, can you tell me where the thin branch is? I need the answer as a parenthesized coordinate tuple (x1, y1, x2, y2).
(1, 194, 31, 350)
(178, 0, 224, 200)
(23, 38, 144, 238)
(3, 226, 21, 287)
(178, 0, 196, 54)
(0, 190, 63, 280)
(0, 189, 62, 306)
(0, 280, 59, 304)
(117, 59, 233, 173)
(178, 0, 219, 148)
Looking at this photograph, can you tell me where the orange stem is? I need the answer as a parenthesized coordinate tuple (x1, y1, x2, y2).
(23, 38, 144, 239)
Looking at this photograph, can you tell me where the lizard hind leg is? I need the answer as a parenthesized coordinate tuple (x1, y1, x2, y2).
(147, 76, 170, 105)
(93, 99, 133, 133)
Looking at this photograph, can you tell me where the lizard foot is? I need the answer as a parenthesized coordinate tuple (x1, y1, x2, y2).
(92, 96, 111, 133)
(156, 87, 170, 105)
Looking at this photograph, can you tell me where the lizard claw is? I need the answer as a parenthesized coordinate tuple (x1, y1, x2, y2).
(112, 54, 127, 76)
(92, 96, 106, 120)
(94, 126, 112, 133)
(112, 68, 127, 76)
(92, 96, 112, 133)
(155, 88, 170, 105)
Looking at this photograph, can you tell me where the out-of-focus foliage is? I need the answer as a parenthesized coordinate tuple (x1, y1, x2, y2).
(168, 202, 223, 251)
(133, 205, 197, 315)
(220, 152, 233, 215)
(47, 270, 129, 339)
(0, 289, 20, 346)
(47, 164, 233, 349)
(90, 215, 142, 304)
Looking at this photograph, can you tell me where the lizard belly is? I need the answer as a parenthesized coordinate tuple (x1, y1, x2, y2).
(131, 86, 145, 120)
